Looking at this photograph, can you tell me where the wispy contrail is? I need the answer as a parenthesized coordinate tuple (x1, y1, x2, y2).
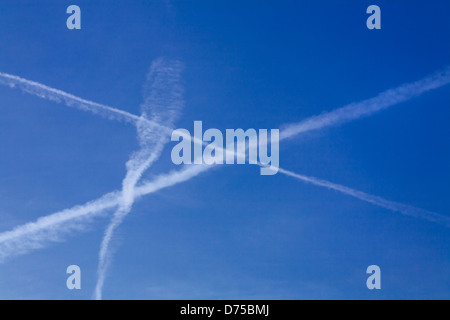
(278, 168, 450, 226)
(0, 66, 449, 267)
(280, 66, 450, 141)
(94, 58, 184, 300)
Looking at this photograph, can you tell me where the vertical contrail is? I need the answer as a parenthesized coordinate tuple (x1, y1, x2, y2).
(94, 58, 184, 300)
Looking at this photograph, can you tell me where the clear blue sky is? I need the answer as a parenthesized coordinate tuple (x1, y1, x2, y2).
(0, 0, 449, 299)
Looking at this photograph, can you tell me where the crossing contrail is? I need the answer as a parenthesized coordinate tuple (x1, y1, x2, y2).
(0, 65, 448, 276)
(0, 165, 210, 263)
(94, 58, 184, 300)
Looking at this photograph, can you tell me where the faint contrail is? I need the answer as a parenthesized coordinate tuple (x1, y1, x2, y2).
(94, 58, 184, 300)
(278, 168, 450, 226)
(0, 65, 449, 264)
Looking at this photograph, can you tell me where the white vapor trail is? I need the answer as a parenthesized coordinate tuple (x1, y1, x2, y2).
(0, 71, 140, 125)
(0, 70, 202, 148)
(278, 168, 450, 226)
(0, 191, 119, 262)
(94, 58, 184, 300)
(0, 165, 209, 263)
(0, 65, 449, 276)
(280, 66, 450, 140)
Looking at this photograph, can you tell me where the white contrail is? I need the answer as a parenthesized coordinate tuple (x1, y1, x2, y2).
(0, 191, 119, 262)
(280, 66, 450, 141)
(0, 65, 449, 264)
(2, 159, 446, 264)
(94, 58, 184, 300)
(0, 70, 204, 147)
(0, 71, 141, 125)
(278, 168, 450, 226)
(3, 66, 449, 150)
(0, 165, 209, 263)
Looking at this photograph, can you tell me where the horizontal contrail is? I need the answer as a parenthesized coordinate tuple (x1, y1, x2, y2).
(278, 168, 450, 226)
(0, 65, 449, 262)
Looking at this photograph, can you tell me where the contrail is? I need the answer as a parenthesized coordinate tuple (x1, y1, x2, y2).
(0, 66, 449, 266)
(279, 66, 450, 141)
(2, 159, 446, 264)
(0, 191, 120, 262)
(2, 66, 449, 152)
(0, 70, 206, 149)
(0, 165, 209, 263)
(0, 71, 140, 125)
(278, 168, 450, 226)
(94, 58, 184, 300)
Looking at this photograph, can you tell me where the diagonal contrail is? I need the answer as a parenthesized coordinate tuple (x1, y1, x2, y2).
(279, 66, 450, 141)
(94, 58, 184, 300)
(0, 191, 119, 262)
(0, 71, 141, 124)
(0, 165, 209, 263)
(278, 168, 450, 226)
(0, 65, 449, 270)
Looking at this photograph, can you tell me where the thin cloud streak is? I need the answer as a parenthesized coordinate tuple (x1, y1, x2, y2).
(280, 66, 450, 141)
(278, 168, 450, 226)
(0, 71, 140, 124)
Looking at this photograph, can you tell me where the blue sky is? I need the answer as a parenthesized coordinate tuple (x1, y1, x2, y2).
(0, 0, 449, 299)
